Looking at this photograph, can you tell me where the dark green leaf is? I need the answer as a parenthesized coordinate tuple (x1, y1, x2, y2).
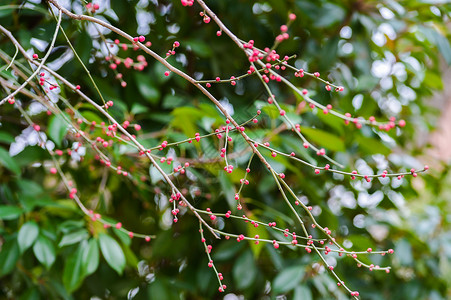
(0, 132, 14, 144)
(0, 238, 20, 276)
(19, 287, 40, 300)
(17, 179, 44, 197)
(74, 31, 92, 65)
(184, 40, 212, 57)
(148, 277, 180, 300)
(218, 171, 236, 209)
(13, 146, 48, 167)
(134, 73, 160, 104)
(0, 147, 20, 175)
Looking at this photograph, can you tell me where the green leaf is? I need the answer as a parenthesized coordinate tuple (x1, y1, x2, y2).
(316, 110, 344, 135)
(262, 105, 280, 119)
(212, 240, 245, 262)
(13, 146, 48, 167)
(98, 233, 126, 275)
(33, 235, 56, 269)
(113, 228, 131, 246)
(427, 28, 451, 65)
(355, 135, 390, 155)
(147, 277, 180, 300)
(82, 238, 99, 276)
(423, 70, 443, 90)
(17, 179, 44, 197)
(232, 249, 257, 289)
(184, 39, 212, 57)
(131, 103, 149, 115)
(75, 31, 92, 65)
(80, 111, 103, 126)
(301, 127, 345, 152)
(63, 242, 85, 293)
(272, 265, 305, 293)
(17, 221, 39, 253)
(247, 213, 268, 258)
(218, 171, 236, 209)
(395, 238, 413, 266)
(0, 147, 20, 175)
(58, 229, 89, 248)
(162, 94, 185, 109)
(0, 205, 23, 220)
(0, 238, 20, 276)
(294, 285, 313, 300)
(134, 73, 160, 104)
(313, 3, 345, 28)
(171, 107, 203, 140)
(48, 114, 69, 147)
(319, 36, 339, 69)
(19, 287, 40, 300)
(0, 132, 14, 144)
(0, 7, 15, 18)
(44, 199, 78, 217)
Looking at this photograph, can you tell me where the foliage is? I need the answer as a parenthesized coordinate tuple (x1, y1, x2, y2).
(0, 0, 450, 299)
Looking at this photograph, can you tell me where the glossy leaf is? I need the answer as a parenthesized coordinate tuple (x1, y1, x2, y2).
(58, 229, 89, 248)
(48, 114, 68, 147)
(301, 127, 345, 152)
(98, 233, 126, 275)
(0, 205, 23, 220)
(33, 235, 56, 269)
(62, 243, 85, 293)
(17, 221, 39, 253)
(82, 238, 99, 276)
(272, 265, 305, 293)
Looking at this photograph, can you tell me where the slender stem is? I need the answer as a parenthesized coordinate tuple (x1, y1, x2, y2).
(0, 10, 62, 105)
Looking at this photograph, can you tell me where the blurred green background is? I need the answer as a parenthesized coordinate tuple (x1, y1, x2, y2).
(0, 0, 451, 299)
